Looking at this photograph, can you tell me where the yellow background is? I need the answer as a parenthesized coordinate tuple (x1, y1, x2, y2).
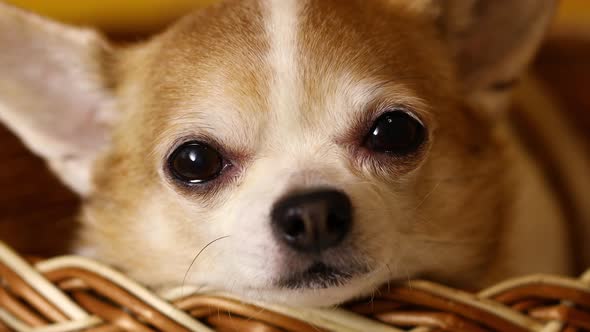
(5, 0, 217, 34)
(5, 0, 590, 37)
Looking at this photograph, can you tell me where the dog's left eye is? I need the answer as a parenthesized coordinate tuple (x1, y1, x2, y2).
(364, 110, 426, 155)
(168, 142, 224, 183)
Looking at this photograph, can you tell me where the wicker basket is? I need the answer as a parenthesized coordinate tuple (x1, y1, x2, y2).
(1, 241, 589, 332)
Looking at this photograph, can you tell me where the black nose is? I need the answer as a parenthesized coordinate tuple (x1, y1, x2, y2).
(271, 189, 353, 254)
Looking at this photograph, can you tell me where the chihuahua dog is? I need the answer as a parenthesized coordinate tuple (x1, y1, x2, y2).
(1, 0, 585, 307)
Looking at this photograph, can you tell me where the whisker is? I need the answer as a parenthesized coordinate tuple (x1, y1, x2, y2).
(182, 235, 231, 298)
(421, 171, 500, 184)
(411, 181, 442, 212)
(412, 236, 499, 245)
(384, 263, 393, 294)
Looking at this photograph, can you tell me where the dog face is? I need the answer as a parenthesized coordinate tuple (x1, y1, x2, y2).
(0, 0, 555, 306)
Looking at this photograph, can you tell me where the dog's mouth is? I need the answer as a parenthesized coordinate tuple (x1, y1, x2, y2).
(277, 262, 366, 290)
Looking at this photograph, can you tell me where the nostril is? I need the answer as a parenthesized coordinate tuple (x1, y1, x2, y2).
(283, 214, 306, 239)
(326, 213, 345, 233)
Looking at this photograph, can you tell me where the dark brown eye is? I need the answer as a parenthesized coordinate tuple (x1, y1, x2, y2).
(365, 110, 426, 155)
(169, 142, 224, 183)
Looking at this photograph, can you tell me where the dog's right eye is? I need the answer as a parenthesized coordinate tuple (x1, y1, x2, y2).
(168, 142, 224, 184)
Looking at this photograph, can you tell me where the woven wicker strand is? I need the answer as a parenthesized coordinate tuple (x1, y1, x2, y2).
(0, 242, 589, 332)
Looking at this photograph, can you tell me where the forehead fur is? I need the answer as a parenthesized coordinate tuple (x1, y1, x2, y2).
(299, 0, 454, 104)
(116, 0, 457, 150)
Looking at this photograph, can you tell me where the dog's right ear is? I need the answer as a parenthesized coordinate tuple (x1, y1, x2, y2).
(0, 2, 117, 196)
(404, 0, 556, 113)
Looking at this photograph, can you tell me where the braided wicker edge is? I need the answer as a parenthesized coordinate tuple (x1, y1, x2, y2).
(1, 241, 590, 332)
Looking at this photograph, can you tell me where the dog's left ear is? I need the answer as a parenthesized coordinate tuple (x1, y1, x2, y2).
(0, 3, 117, 196)
(411, 0, 557, 112)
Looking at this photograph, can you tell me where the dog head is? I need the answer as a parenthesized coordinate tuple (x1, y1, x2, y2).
(0, 0, 555, 306)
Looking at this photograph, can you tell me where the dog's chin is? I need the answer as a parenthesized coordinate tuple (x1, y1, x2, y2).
(237, 263, 388, 307)
(277, 262, 360, 290)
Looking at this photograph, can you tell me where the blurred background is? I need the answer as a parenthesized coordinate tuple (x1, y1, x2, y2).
(0, 0, 589, 255)
(5, 0, 590, 38)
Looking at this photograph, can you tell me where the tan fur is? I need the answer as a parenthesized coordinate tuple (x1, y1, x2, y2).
(0, 0, 573, 307)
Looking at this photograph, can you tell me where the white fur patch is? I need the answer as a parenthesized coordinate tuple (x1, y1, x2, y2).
(264, 0, 301, 126)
